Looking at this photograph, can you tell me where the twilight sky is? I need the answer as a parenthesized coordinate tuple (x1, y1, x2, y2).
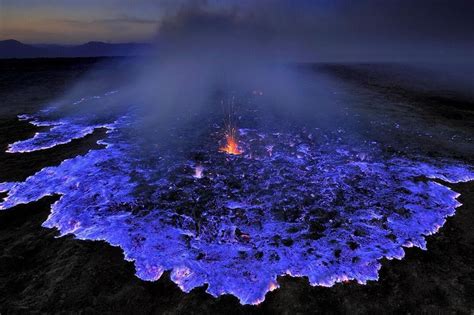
(1, 0, 473, 61)
(0, 0, 170, 44)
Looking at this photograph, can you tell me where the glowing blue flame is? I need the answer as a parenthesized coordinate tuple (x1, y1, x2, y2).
(0, 107, 472, 305)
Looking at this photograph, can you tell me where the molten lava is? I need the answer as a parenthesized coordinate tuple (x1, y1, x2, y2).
(220, 129, 242, 155)
(219, 96, 243, 155)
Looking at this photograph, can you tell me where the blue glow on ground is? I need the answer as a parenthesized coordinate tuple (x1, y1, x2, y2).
(1, 104, 473, 305)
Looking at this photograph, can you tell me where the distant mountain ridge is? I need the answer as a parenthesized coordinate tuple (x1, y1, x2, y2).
(0, 39, 151, 59)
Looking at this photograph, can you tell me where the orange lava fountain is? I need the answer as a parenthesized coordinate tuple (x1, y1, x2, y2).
(219, 96, 243, 155)
(220, 127, 242, 155)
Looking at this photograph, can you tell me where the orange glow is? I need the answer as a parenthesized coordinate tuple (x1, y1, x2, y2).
(220, 129, 242, 155)
(219, 96, 242, 155)
(268, 280, 279, 292)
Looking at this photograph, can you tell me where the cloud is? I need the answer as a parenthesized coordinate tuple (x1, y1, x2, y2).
(3, 0, 473, 58)
(53, 16, 159, 27)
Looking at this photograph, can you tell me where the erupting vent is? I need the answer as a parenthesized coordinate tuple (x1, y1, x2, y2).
(220, 127, 242, 155)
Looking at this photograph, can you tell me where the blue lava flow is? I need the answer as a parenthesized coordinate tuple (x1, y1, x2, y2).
(0, 100, 473, 304)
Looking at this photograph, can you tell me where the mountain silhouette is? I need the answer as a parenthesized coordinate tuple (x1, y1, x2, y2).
(0, 39, 151, 59)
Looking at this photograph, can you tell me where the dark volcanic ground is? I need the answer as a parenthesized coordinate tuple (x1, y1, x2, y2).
(0, 59, 473, 314)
